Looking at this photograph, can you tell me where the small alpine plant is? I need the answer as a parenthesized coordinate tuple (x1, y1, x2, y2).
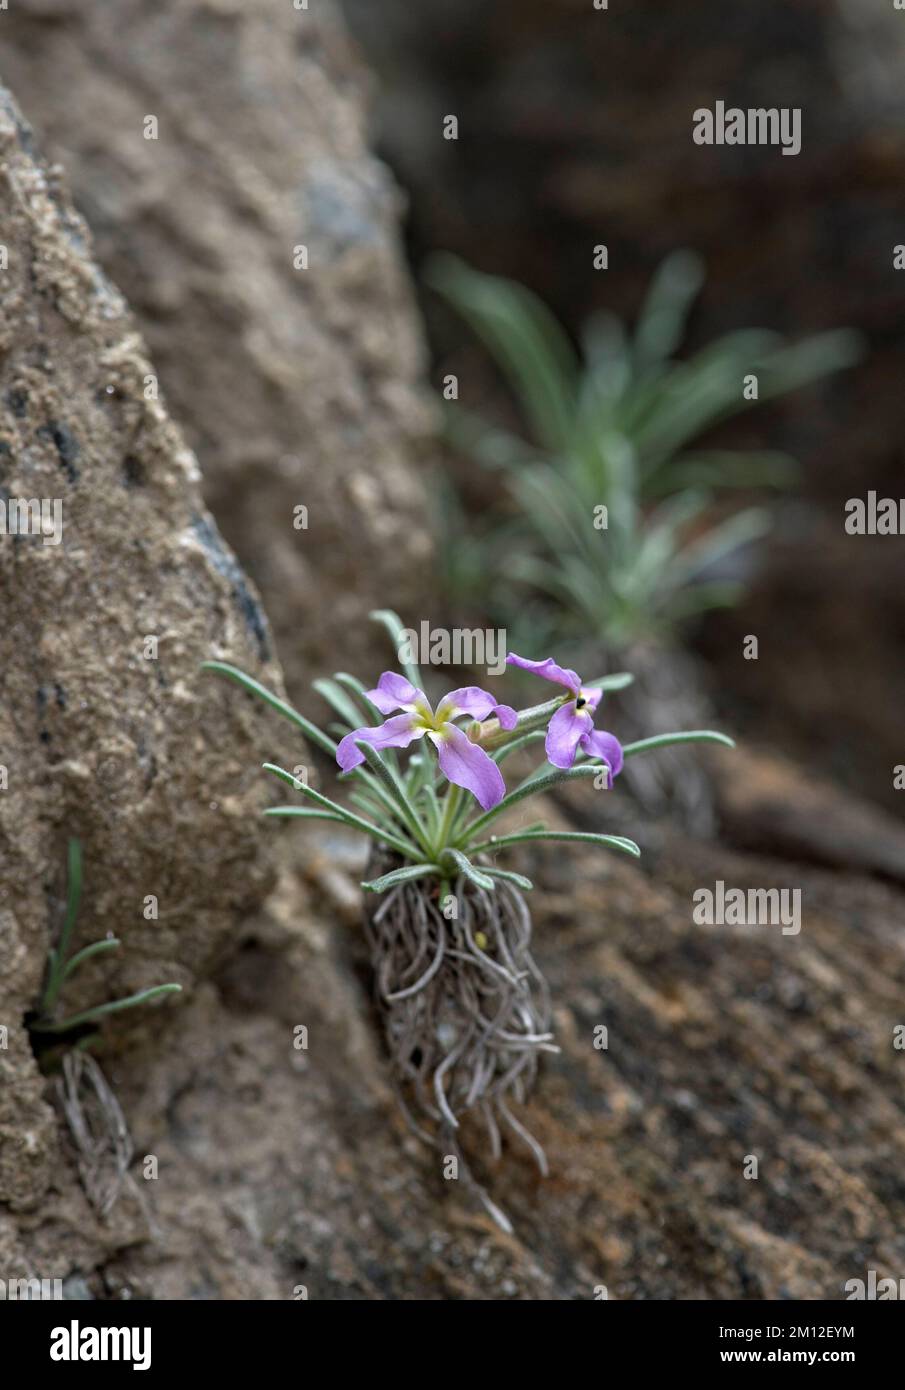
(30, 838, 182, 1064)
(205, 611, 732, 1213)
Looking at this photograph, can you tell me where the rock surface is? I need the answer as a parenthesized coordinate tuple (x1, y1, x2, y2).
(0, 0, 436, 693)
(2, 4, 904, 1304)
(0, 82, 284, 1216)
(6, 761, 905, 1300)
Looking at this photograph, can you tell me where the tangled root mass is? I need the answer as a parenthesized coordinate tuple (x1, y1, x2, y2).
(365, 867, 557, 1199)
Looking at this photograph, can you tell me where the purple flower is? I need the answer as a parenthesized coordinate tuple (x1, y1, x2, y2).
(506, 654, 623, 781)
(336, 673, 517, 811)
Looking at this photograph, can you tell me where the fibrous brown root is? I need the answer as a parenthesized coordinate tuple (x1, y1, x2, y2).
(57, 1050, 152, 1228)
(365, 869, 557, 1227)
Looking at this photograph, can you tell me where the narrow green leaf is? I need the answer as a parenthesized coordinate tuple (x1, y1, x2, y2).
(333, 672, 385, 722)
(650, 449, 799, 495)
(63, 838, 83, 949)
(42, 838, 84, 1015)
(470, 829, 640, 858)
(482, 866, 534, 891)
(419, 782, 443, 841)
(633, 249, 705, 370)
(425, 252, 580, 454)
(621, 730, 736, 758)
(262, 763, 422, 859)
(202, 661, 337, 755)
(354, 741, 432, 856)
(440, 848, 496, 892)
(40, 983, 183, 1034)
(348, 790, 389, 821)
(369, 610, 422, 692)
(312, 677, 365, 732)
(60, 937, 121, 985)
(662, 507, 770, 589)
(361, 864, 441, 893)
(463, 762, 601, 841)
(341, 763, 412, 831)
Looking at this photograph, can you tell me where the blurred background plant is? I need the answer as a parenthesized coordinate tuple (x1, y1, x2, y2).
(425, 251, 862, 831)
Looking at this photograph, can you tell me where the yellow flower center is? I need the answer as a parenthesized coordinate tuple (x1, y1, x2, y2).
(413, 699, 450, 735)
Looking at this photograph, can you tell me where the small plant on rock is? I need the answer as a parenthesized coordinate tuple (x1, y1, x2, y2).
(29, 839, 182, 1058)
(205, 610, 732, 1228)
(28, 839, 182, 1218)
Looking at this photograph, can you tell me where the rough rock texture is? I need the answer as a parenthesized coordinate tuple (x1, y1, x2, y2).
(3, 2, 904, 1304)
(6, 750, 905, 1300)
(0, 84, 286, 1215)
(0, 0, 436, 693)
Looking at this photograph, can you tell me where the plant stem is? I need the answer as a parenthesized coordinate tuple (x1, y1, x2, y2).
(42, 838, 83, 1015)
(434, 783, 463, 857)
(472, 695, 568, 752)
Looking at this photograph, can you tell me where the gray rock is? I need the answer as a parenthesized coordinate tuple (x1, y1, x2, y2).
(0, 0, 437, 694)
(0, 81, 283, 1215)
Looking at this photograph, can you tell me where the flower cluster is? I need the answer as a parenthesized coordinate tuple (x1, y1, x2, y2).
(336, 653, 622, 810)
(204, 610, 735, 1226)
(205, 610, 732, 898)
(337, 673, 517, 810)
(204, 608, 733, 1219)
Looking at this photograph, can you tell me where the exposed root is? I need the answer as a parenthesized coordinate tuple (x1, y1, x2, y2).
(57, 1051, 153, 1228)
(365, 868, 556, 1228)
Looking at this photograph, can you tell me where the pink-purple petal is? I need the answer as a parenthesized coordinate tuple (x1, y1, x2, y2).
(580, 728, 624, 779)
(545, 702, 593, 769)
(440, 686, 518, 731)
(494, 702, 518, 730)
(506, 652, 581, 694)
(428, 725, 505, 810)
(336, 714, 424, 771)
(365, 671, 425, 715)
(440, 686, 497, 721)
